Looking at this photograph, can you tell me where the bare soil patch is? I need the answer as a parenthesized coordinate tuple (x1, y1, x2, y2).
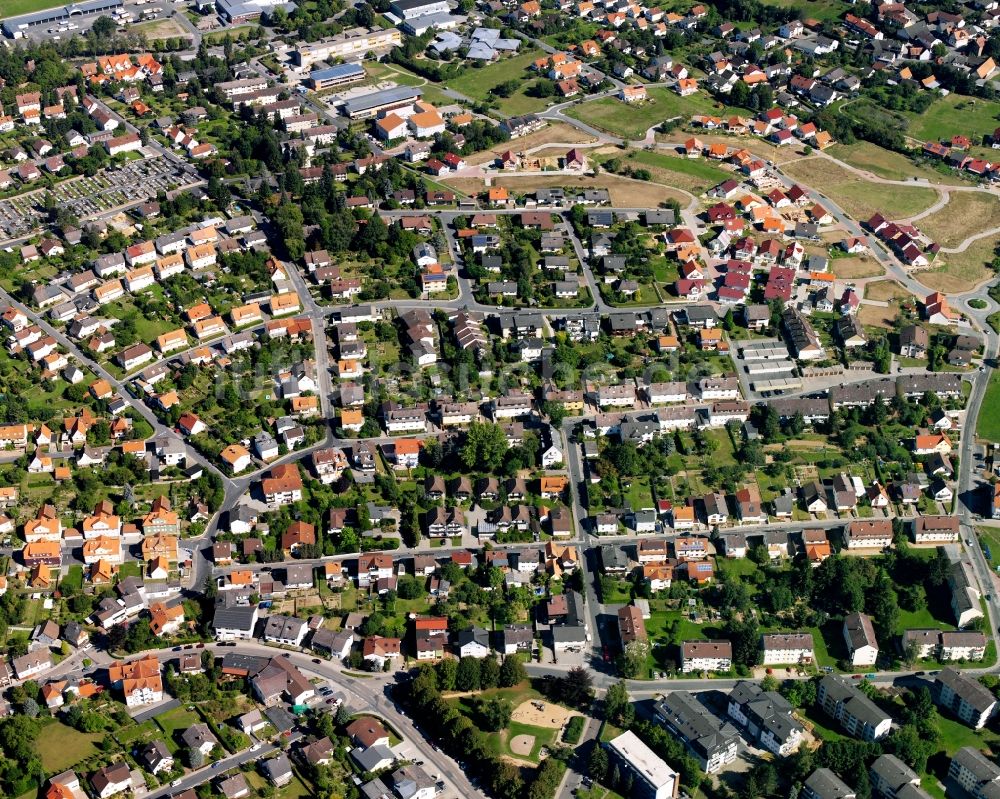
(511, 700, 575, 728)
(509, 734, 535, 756)
(863, 280, 914, 303)
(833, 256, 883, 280)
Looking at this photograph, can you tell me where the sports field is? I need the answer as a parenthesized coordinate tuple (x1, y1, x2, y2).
(2, 0, 64, 17)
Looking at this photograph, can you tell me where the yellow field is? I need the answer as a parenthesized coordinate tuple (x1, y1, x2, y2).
(917, 192, 1000, 249)
(782, 158, 940, 221)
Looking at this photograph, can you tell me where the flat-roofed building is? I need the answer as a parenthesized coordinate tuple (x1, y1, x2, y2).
(308, 63, 366, 90)
(605, 731, 679, 799)
(342, 86, 423, 120)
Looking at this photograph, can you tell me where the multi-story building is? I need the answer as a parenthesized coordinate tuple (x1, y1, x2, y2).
(801, 768, 857, 799)
(679, 641, 733, 674)
(654, 692, 739, 773)
(605, 731, 679, 799)
(842, 612, 879, 667)
(935, 667, 997, 729)
(817, 675, 892, 741)
(760, 632, 815, 665)
(727, 681, 803, 756)
(948, 747, 1000, 798)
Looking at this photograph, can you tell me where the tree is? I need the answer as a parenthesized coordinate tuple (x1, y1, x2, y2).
(588, 744, 609, 781)
(460, 423, 509, 472)
(455, 656, 481, 691)
(188, 746, 205, 769)
(488, 760, 524, 799)
(617, 639, 650, 679)
(480, 656, 500, 689)
(499, 654, 527, 688)
(742, 762, 778, 799)
(604, 680, 634, 727)
(542, 401, 567, 428)
(436, 658, 458, 691)
(480, 697, 513, 731)
(559, 667, 594, 708)
(397, 574, 424, 599)
(891, 724, 934, 773)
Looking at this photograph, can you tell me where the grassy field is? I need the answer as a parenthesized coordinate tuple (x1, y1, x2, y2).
(978, 369, 1000, 442)
(917, 192, 1000, 248)
(567, 88, 748, 140)
(934, 713, 1000, 755)
(782, 158, 940, 220)
(364, 61, 424, 87)
(448, 50, 545, 102)
(760, 0, 850, 20)
(905, 94, 1000, 144)
(922, 233, 998, 293)
(896, 605, 955, 633)
(203, 25, 256, 43)
(36, 721, 103, 775)
(625, 149, 730, 194)
(827, 142, 964, 185)
(1, 0, 65, 15)
(977, 527, 1000, 569)
(501, 720, 558, 763)
(832, 256, 883, 280)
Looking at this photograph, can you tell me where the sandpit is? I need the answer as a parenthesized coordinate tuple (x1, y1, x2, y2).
(511, 700, 575, 728)
(509, 734, 536, 756)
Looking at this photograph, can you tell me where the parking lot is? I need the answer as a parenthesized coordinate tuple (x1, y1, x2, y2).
(0, 153, 201, 241)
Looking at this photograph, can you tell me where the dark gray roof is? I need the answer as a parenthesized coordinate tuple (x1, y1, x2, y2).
(803, 768, 856, 799)
(656, 691, 740, 761)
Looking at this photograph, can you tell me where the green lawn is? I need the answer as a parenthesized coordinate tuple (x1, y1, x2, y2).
(246, 768, 313, 799)
(714, 557, 759, 580)
(448, 50, 545, 102)
(155, 706, 202, 741)
(364, 62, 425, 87)
(567, 87, 750, 140)
(119, 561, 142, 580)
(500, 720, 558, 764)
(495, 83, 552, 117)
(896, 606, 955, 634)
(629, 149, 731, 185)
(116, 719, 178, 753)
(624, 476, 655, 511)
(905, 94, 1000, 144)
(978, 370, 1000, 442)
(36, 720, 103, 775)
(799, 704, 848, 742)
(934, 713, 1000, 755)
